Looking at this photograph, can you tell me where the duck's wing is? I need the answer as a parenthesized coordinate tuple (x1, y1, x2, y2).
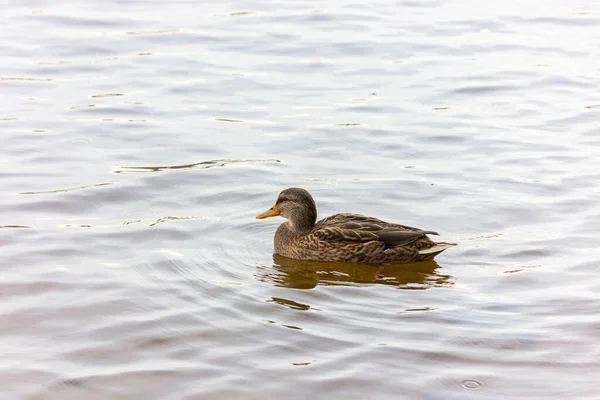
(313, 213, 438, 247)
(377, 228, 437, 247)
(312, 225, 380, 243)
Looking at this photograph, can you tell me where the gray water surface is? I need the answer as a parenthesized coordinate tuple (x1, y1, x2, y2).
(2, 1, 600, 399)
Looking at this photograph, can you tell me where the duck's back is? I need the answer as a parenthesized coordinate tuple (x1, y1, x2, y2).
(315, 213, 423, 232)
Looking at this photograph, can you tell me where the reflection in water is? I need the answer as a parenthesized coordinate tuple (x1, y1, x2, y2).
(19, 182, 112, 195)
(257, 254, 453, 289)
(267, 297, 313, 310)
(113, 158, 280, 173)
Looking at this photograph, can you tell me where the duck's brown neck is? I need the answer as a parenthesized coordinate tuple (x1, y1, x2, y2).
(287, 207, 317, 235)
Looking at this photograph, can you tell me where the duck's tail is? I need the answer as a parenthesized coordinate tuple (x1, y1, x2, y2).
(418, 242, 457, 255)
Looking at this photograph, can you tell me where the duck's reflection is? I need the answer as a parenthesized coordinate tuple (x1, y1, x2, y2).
(257, 253, 453, 289)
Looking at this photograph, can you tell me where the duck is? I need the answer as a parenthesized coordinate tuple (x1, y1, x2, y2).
(256, 187, 455, 264)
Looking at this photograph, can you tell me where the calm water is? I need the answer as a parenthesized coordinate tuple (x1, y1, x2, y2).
(2, 0, 600, 399)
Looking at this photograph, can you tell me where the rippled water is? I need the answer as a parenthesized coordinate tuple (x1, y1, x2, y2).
(2, 0, 600, 398)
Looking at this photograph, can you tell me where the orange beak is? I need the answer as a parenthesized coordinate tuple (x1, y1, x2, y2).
(256, 204, 280, 219)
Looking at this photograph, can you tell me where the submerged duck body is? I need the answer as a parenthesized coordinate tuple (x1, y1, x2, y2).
(256, 188, 455, 264)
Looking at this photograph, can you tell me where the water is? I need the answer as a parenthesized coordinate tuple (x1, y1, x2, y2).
(2, 0, 600, 398)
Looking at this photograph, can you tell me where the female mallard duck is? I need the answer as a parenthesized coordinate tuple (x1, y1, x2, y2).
(256, 188, 455, 264)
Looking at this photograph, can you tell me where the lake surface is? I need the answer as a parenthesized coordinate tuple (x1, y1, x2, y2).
(2, 0, 600, 398)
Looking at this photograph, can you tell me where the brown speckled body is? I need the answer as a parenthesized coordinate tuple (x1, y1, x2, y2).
(274, 213, 453, 264)
(258, 188, 455, 265)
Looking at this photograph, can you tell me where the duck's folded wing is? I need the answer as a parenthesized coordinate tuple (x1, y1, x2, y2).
(312, 227, 380, 243)
(377, 229, 438, 247)
(317, 214, 435, 233)
(313, 225, 438, 248)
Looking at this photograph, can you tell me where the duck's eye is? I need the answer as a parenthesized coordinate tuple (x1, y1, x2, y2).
(280, 197, 289, 202)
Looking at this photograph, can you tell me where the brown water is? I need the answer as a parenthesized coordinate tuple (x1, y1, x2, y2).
(2, 1, 600, 399)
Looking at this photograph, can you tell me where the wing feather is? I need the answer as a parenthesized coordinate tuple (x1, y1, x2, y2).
(312, 213, 438, 248)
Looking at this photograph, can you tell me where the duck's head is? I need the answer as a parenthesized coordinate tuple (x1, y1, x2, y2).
(256, 187, 317, 232)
